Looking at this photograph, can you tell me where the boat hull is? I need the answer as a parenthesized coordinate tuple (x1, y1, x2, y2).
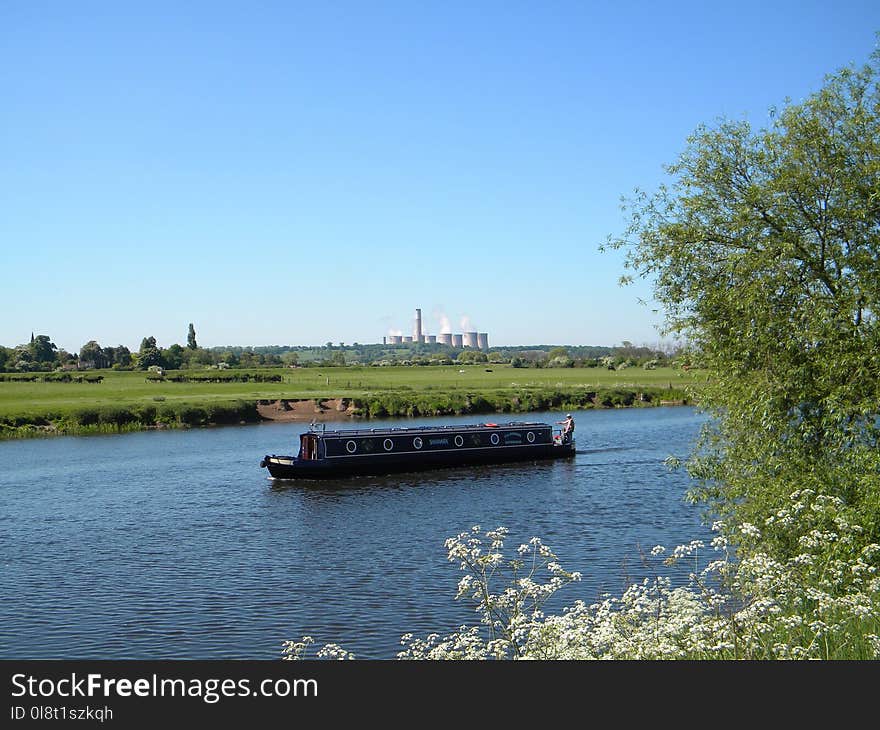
(261, 441, 575, 480)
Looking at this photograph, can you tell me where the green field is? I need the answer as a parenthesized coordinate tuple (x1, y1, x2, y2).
(0, 365, 702, 437)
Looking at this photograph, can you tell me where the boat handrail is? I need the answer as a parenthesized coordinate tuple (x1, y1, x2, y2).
(315, 421, 549, 438)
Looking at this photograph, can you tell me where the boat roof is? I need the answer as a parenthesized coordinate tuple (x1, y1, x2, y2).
(307, 421, 552, 439)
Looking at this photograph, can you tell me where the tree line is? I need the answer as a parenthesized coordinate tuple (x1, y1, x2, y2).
(0, 333, 287, 373)
(0, 335, 680, 372)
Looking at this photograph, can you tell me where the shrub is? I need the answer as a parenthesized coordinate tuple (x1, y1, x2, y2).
(75, 409, 100, 426)
(177, 406, 207, 425)
(97, 406, 137, 426)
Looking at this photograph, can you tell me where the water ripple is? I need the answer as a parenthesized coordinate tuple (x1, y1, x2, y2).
(0, 407, 711, 658)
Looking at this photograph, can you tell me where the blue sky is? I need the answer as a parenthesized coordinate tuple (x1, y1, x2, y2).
(2, 1, 878, 353)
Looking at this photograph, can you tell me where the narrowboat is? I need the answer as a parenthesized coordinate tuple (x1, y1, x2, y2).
(259, 421, 575, 479)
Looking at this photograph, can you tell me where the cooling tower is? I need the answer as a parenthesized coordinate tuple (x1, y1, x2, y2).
(438, 333, 453, 345)
(426, 335, 437, 344)
(403, 336, 413, 342)
(463, 332, 478, 348)
(477, 333, 489, 350)
(452, 334, 463, 348)
(389, 335, 402, 344)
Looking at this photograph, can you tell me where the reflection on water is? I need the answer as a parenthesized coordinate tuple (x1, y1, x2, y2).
(0, 407, 712, 658)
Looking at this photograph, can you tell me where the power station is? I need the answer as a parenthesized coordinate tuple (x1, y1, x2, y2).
(382, 308, 489, 350)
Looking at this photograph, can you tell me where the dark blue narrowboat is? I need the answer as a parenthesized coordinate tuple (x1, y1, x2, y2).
(259, 421, 575, 479)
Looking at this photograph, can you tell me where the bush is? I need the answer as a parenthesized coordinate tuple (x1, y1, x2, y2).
(177, 406, 207, 425)
(97, 406, 137, 426)
(75, 409, 100, 426)
(135, 405, 158, 424)
(598, 389, 636, 407)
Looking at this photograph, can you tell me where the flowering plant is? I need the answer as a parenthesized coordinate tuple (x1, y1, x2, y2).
(283, 489, 879, 660)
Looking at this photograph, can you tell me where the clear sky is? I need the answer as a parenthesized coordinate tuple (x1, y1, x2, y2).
(2, 1, 878, 353)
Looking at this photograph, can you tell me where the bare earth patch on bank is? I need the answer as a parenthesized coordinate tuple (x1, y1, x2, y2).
(256, 398, 358, 422)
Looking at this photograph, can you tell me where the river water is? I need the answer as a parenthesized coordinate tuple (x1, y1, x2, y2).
(0, 406, 713, 659)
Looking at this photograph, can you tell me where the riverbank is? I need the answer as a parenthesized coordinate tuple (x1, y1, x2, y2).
(0, 382, 694, 440)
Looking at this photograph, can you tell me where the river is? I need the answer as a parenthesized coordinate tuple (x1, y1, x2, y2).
(0, 406, 713, 659)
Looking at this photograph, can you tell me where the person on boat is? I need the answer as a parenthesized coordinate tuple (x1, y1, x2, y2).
(557, 414, 575, 444)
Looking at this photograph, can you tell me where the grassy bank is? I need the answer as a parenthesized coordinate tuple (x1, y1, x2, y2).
(0, 365, 701, 439)
(346, 383, 692, 418)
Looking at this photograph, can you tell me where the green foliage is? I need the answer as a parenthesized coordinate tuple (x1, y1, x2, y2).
(163, 343, 186, 370)
(137, 336, 163, 370)
(74, 408, 100, 426)
(29, 335, 57, 363)
(608, 48, 880, 564)
(456, 350, 488, 364)
(96, 406, 137, 427)
(598, 389, 636, 407)
(204, 400, 259, 424)
(177, 406, 208, 425)
(106, 345, 131, 367)
(79, 340, 108, 369)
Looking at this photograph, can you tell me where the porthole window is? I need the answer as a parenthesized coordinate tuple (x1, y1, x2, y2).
(490, 433, 500, 446)
(383, 438, 394, 451)
(526, 431, 535, 443)
(346, 440, 357, 453)
(454, 434, 464, 447)
(413, 437, 423, 450)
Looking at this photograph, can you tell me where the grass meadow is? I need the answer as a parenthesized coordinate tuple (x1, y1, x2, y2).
(0, 365, 702, 437)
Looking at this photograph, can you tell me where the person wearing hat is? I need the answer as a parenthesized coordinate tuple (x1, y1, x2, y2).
(556, 413, 575, 444)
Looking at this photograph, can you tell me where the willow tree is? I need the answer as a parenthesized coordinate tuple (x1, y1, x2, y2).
(607, 49, 880, 561)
